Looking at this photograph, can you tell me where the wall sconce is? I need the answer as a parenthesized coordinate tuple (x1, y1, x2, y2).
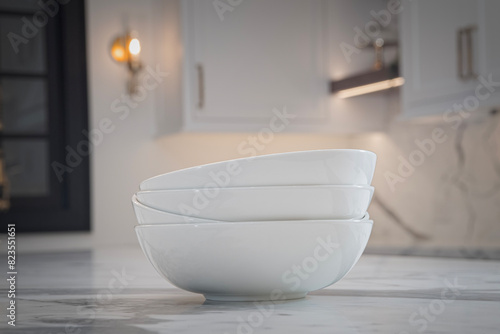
(110, 31, 142, 95)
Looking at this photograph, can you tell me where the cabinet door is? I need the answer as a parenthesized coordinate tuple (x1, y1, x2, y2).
(479, 0, 500, 82)
(182, 0, 328, 131)
(400, 0, 479, 117)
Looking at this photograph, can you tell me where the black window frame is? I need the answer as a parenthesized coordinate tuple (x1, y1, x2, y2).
(0, 0, 90, 233)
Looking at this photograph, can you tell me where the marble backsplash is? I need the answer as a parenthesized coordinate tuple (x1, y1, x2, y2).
(354, 108, 500, 258)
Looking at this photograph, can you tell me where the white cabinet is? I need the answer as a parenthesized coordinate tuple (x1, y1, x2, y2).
(480, 1, 500, 84)
(177, 0, 397, 133)
(181, 0, 329, 131)
(400, 0, 500, 118)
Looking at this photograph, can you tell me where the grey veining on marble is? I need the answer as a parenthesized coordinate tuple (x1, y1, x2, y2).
(356, 109, 500, 254)
(1, 247, 499, 334)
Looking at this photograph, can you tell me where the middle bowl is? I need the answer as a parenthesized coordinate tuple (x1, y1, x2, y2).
(132, 194, 370, 224)
(136, 185, 373, 221)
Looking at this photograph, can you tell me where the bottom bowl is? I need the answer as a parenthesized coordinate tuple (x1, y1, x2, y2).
(136, 220, 373, 301)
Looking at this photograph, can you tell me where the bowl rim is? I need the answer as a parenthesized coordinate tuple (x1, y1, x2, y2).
(140, 149, 377, 187)
(132, 194, 222, 223)
(134, 219, 374, 229)
(136, 184, 375, 194)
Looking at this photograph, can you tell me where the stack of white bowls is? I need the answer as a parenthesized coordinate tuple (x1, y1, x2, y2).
(133, 149, 376, 301)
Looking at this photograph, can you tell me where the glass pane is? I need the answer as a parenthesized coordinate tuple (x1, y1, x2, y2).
(0, 15, 46, 73)
(0, 0, 41, 12)
(3, 139, 49, 197)
(1, 78, 47, 134)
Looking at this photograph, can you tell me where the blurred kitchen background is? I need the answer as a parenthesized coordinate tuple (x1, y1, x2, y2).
(1, 0, 499, 257)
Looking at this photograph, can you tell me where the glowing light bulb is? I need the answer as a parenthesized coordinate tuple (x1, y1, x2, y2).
(129, 38, 141, 56)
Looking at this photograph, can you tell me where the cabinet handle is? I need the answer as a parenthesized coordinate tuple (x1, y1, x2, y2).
(457, 28, 465, 80)
(196, 64, 204, 109)
(465, 25, 477, 79)
(457, 26, 477, 81)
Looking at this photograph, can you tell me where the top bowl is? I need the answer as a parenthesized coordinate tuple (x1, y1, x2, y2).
(140, 149, 376, 190)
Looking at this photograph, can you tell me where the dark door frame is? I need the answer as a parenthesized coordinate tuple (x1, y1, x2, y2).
(1, 0, 90, 233)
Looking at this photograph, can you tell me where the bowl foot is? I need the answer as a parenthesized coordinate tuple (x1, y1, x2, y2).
(203, 292, 307, 302)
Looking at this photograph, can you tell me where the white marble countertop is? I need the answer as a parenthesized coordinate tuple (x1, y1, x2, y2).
(1, 247, 499, 333)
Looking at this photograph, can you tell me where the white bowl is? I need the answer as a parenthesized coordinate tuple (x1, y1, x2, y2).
(132, 195, 220, 224)
(135, 220, 373, 301)
(133, 194, 370, 224)
(136, 185, 374, 221)
(140, 149, 376, 190)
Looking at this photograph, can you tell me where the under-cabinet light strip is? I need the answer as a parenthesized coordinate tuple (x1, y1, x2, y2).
(337, 77, 405, 99)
